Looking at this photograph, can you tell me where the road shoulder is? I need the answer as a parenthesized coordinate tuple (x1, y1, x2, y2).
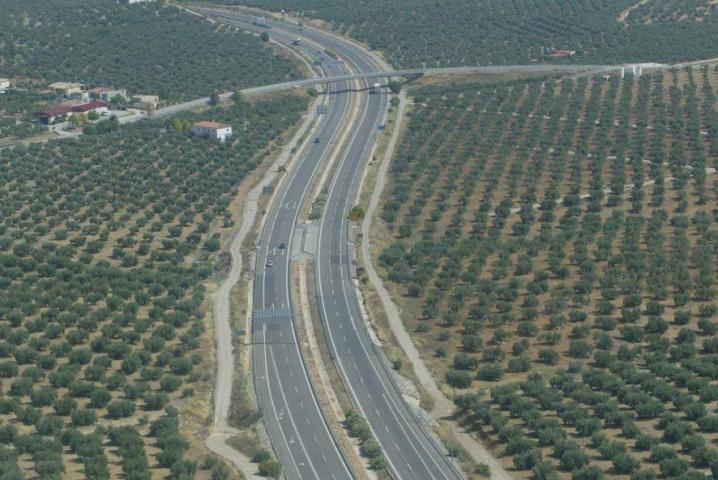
(357, 90, 513, 480)
(205, 93, 320, 479)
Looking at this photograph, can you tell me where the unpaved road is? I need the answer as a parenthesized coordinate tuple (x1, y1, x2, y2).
(618, 0, 652, 24)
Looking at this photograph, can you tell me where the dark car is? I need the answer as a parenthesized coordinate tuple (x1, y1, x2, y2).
(314, 137, 320, 144)
(278, 243, 286, 250)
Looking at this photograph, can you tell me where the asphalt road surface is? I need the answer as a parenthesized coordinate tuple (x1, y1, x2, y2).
(196, 7, 466, 480)
(197, 9, 357, 480)
(304, 28, 465, 480)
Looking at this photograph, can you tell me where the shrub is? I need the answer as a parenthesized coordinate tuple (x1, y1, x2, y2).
(477, 363, 504, 381)
(560, 448, 589, 471)
(258, 460, 281, 478)
(446, 369, 472, 388)
(160, 375, 182, 392)
(252, 450, 272, 463)
(107, 400, 136, 419)
(71, 409, 97, 427)
(572, 466, 604, 480)
(538, 349, 560, 365)
(532, 461, 559, 480)
(659, 457, 688, 477)
(613, 453, 639, 474)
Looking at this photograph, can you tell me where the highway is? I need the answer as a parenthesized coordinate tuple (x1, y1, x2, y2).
(11, 4, 716, 476)
(196, 7, 464, 480)
(194, 8, 361, 480)
(306, 24, 465, 480)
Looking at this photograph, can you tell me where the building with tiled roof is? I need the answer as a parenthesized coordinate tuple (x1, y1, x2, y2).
(191, 121, 233, 142)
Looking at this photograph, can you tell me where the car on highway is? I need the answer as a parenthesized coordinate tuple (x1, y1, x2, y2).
(265, 259, 273, 267)
(314, 137, 320, 144)
(278, 243, 286, 250)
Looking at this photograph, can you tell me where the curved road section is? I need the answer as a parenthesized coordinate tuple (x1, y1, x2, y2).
(197, 9, 357, 479)
(197, 8, 462, 480)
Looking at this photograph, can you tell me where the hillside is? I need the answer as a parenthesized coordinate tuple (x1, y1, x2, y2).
(233, 0, 718, 68)
(0, 0, 300, 101)
(0, 93, 308, 479)
(373, 66, 718, 478)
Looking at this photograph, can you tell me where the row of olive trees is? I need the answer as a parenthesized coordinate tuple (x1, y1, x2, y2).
(0, 93, 310, 477)
(238, 0, 718, 67)
(1, 0, 300, 101)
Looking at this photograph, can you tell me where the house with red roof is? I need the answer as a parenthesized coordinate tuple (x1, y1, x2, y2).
(35, 100, 108, 125)
(71, 101, 108, 114)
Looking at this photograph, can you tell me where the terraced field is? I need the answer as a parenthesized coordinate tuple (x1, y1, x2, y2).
(0, 94, 308, 479)
(375, 66, 718, 478)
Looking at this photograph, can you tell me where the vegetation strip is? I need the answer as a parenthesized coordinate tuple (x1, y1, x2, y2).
(0, 94, 307, 479)
(375, 65, 718, 478)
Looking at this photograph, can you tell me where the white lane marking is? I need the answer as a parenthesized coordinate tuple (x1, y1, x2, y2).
(259, 56, 354, 479)
(268, 343, 320, 480)
(261, 325, 302, 479)
(315, 81, 406, 480)
(317, 80, 456, 479)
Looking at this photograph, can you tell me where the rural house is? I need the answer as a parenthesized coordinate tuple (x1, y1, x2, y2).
(88, 87, 127, 102)
(134, 94, 159, 111)
(71, 100, 109, 116)
(35, 105, 73, 124)
(36, 100, 108, 124)
(49, 81, 85, 96)
(191, 121, 233, 142)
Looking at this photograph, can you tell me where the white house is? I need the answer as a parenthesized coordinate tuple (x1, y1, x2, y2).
(192, 121, 233, 142)
(0, 78, 10, 94)
(88, 87, 126, 102)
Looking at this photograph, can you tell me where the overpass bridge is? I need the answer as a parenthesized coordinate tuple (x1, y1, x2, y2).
(151, 62, 674, 120)
(241, 64, 624, 96)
